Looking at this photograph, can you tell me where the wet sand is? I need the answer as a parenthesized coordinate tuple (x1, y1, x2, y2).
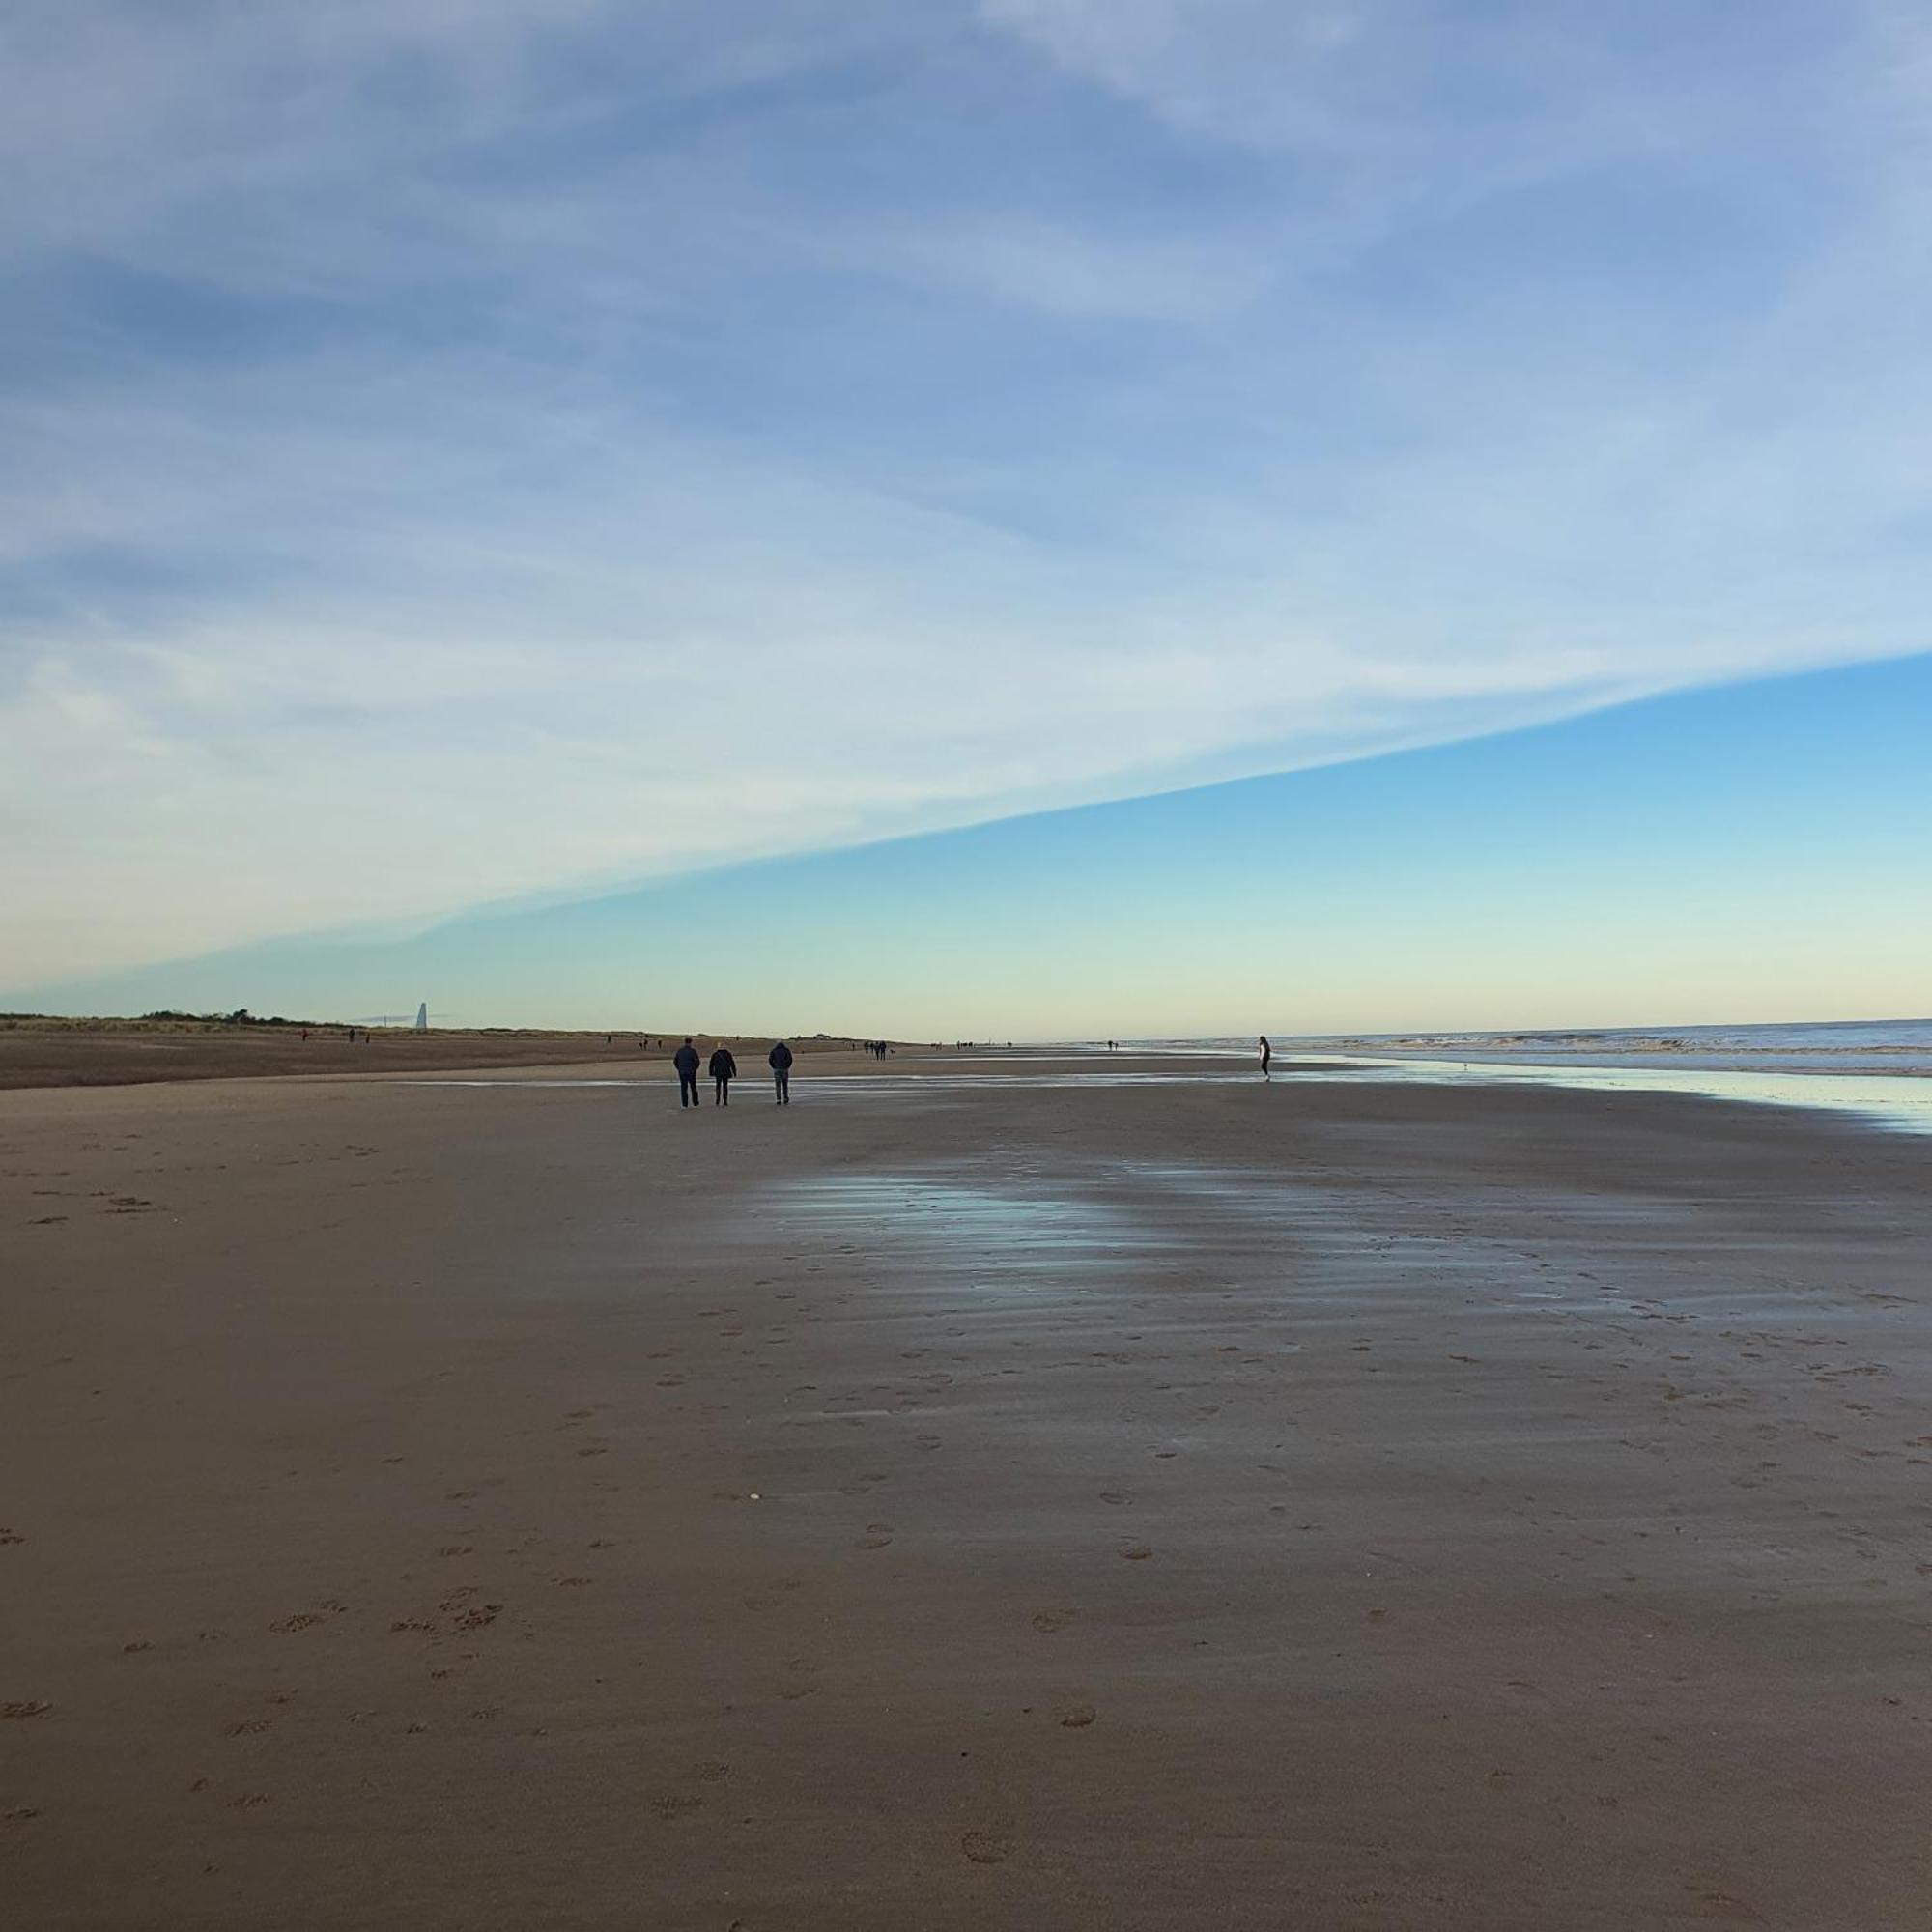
(3, 1053, 1928, 1928)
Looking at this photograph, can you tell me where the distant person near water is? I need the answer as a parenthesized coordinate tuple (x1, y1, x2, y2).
(1259, 1035, 1272, 1079)
(769, 1040, 793, 1104)
(673, 1037, 701, 1109)
(709, 1044, 737, 1105)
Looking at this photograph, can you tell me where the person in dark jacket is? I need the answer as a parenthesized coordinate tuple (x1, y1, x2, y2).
(708, 1044, 737, 1105)
(768, 1040, 793, 1105)
(673, 1037, 701, 1109)
(1259, 1035, 1272, 1079)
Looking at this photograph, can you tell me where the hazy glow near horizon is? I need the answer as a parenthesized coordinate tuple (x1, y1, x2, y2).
(5, 3, 1931, 997)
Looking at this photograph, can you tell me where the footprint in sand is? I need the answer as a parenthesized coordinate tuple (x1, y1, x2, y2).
(1031, 1608, 1076, 1634)
(1119, 1545, 1154, 1562)
(857, 1524, 895, 1549)
(2, 1701, 52, 1720)
(1054, 1700, 1097, 1728)
(1686, 1883, 1763, 1922)
(1098, 1492, 1130, 1505)
(960, 1826, 1012, 1865)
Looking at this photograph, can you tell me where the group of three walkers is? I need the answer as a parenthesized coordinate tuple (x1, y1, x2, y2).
(672, 1037, 793, 1107)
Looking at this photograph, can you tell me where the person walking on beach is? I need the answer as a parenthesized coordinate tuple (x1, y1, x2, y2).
(769, 1040, 793, 1105)
(709, 1043, 737, 1105)
(1259, 1035, 1272, 1079)
(673, 1037, 701, 1109)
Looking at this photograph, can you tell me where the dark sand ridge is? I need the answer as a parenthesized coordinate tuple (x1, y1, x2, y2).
(2, 1052, 1928, 1927)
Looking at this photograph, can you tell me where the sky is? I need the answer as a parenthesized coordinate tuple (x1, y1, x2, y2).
(25, 653, 1932, 1037)
(4, 2, 1929, 1028)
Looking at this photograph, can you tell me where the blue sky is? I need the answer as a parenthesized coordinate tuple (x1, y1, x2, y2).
(3, 3, 1929, 1023)
(27, 653, 1932, 1037)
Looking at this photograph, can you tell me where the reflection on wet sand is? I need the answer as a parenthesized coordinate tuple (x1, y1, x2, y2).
(768, 1169, 1169, 1275)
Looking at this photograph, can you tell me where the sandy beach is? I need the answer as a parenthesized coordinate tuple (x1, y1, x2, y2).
(3, 1051, 1928, 1928)
(0, 1020, 865, 1092)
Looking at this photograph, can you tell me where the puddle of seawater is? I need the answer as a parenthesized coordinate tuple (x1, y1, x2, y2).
(1304, 1055, 1932, 1137)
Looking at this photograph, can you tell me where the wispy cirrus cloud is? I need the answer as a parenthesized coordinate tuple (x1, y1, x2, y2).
(4, 1, 1929, 990)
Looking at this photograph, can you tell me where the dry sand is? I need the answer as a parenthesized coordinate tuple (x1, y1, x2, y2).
(2, 1051, 1928, 1928)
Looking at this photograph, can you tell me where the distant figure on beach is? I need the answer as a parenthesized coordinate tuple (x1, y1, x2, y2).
(769, 1040, 793, 1105)
(709, 1044, 737, 1105)
(673, 1037, 701, 1109)
(1259, 1035, 1272, 1079)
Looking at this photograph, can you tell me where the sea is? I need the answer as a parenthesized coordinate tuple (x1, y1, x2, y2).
(1119, 1018, 1932, 1135)
(1307, 1016, 1932, 1076)
(1135, 1018, 1932, 1076)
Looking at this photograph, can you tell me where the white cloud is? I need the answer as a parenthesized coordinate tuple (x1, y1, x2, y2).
(3, 1, 1929, 989)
